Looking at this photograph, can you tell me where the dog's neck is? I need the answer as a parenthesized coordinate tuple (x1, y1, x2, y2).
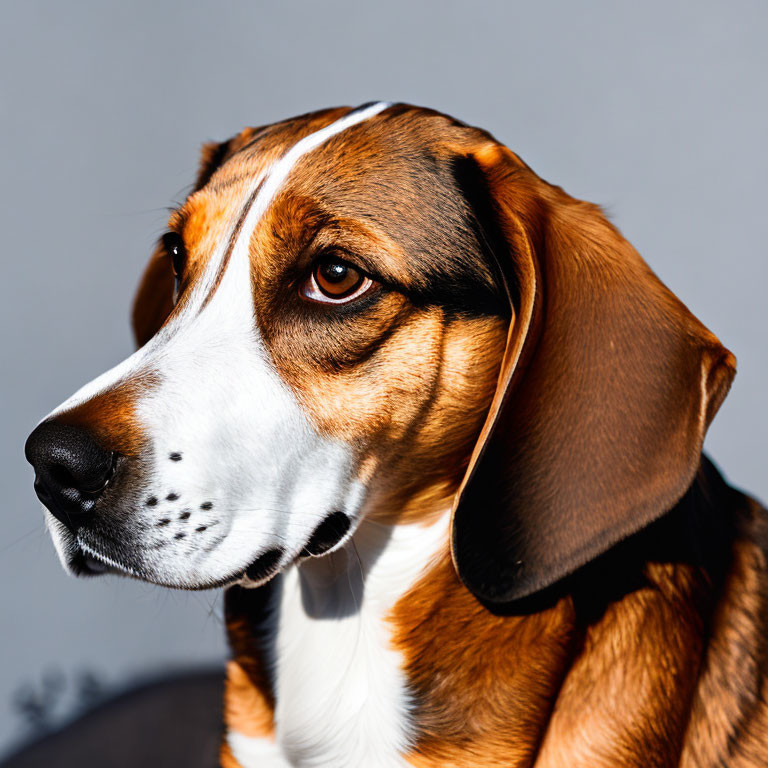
(223, 510, 452, 768)
(295, 510, 451, 618)
(223, 460, 745, 768)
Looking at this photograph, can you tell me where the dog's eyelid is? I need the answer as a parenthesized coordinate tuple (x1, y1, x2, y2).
(298, 221, 402, 286)
(309, 248, 384, 285)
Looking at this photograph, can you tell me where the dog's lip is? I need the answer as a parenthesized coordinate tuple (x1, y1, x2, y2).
(73, 537, 137, 578)
(69, 534, 286, 591)
(82, 554, 110, 574)
(67, 547, 119, 577)
(62, 518, 352, 590)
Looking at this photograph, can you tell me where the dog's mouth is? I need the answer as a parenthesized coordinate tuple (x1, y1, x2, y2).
(66, 547, 128, 579)
(61, 510, 354, 590)
(69, 536, 142, 579)
(69, 550, 112, 576)
(241, 547, 285, 585)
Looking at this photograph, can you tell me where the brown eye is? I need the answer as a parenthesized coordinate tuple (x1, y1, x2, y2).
(300, 257, 374, 304)
(316, 260, 362, 295)
(162, 231, 186, 300)
(162, 232, 186, 277)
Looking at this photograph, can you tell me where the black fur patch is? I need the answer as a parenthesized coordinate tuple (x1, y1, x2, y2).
(244, 548, 283, 582)
(301, 512, 351, 557)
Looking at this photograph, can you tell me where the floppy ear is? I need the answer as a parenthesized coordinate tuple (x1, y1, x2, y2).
(131, 242, 175, 347)
(450, 142, 736, 604)
(131, 139, 234, 347)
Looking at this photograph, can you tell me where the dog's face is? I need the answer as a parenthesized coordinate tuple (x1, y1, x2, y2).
(25, 104, 508, 589)
(27, 102, 735, 603)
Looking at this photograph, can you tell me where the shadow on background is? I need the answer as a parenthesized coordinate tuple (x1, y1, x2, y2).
(0, 669, 224, 768)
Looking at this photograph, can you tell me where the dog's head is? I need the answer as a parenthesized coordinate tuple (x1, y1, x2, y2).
(25, 103, 735, 602)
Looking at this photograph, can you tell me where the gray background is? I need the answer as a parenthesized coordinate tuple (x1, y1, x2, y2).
(0, 0, 765, 754)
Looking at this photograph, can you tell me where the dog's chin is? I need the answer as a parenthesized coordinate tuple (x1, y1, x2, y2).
(63, 538, 284, 591)
(47, 509, 356, 591)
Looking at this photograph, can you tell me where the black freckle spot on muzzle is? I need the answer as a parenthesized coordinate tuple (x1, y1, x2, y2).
(174, 532, 186, 540)
(146, 496, 158, 507)
(200, 501, 213, 510)
(157, 518, 171, 526)
(179, 510, 191, 520)
(195, 525, 207, 533)
(301, 512, 351, 557)
(166, 492, 179, 501)
(245, 548, 283, 582)
(169, 452, 182, 462)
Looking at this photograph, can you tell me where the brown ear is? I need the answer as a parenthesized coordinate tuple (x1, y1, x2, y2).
(131, 242, 175, 346)
(450, 143, 736, 604)
(131, 139, 234, 347)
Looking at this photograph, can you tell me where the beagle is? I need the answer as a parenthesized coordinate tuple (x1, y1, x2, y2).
(25, 102, 768, 768)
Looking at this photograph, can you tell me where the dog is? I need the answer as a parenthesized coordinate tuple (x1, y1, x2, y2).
(25, 102, 768, 767)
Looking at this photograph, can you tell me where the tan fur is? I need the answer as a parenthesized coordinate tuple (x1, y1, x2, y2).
(55, 376, 154, 456)
(392, 554, 576, 767)
(121, 104, 767, 767)
(223, 661, 274, 741)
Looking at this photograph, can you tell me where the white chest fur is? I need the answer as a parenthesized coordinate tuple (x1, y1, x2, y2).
(231, 512, 450, 768)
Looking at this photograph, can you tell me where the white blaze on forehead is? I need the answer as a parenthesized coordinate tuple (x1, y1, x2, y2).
(229, 100, 392, 279)
(46, 101, 391, 419)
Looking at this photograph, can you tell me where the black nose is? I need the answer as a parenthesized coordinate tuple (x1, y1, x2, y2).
(25, 421, 115, 531)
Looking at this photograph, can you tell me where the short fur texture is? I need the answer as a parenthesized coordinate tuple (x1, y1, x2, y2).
(27, 103, 767, 767)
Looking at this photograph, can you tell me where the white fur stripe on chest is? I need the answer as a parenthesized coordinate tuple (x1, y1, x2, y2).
(230, 510, 451, 768)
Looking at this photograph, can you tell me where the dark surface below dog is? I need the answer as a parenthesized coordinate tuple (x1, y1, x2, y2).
(0, 670, 223, 768)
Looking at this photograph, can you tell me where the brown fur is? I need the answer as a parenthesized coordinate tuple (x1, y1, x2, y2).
(54, 375, 154, 456)
(121, 104, 768, 766)
(394, 461, 768, 767)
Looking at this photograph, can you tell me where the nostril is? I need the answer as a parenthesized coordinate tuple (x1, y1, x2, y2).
(48, 462, 77, 490)
(74, 455, 115, 496)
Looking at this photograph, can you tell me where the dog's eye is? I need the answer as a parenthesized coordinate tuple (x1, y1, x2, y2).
(300, 256, 373, 304)
(162, 231, 187, 284)
(161, 232, 187, 301)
